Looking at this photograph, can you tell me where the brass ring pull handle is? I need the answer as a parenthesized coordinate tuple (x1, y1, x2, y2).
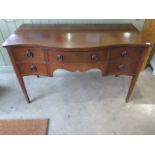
(121, 51, 128, 57)
(26, 49, 33, 58)
(30, 64, 37, 72)
(118, 64, 125, 71)
(91, 54, 98, 61)
(57, 55, 64, 62)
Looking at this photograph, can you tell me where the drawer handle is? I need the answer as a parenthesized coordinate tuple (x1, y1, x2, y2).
(91, 54, 98, 61)
(121, 51, 128, 57)
(57, 55, 64, 62)
(30, 64, 37, 72)
(118, 64, 125, 71)
(26, 49, 33, 58)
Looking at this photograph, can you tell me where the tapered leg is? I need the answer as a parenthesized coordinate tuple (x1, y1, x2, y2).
(7, 47, 30, 103)
(16, 76, 30, 103)
(126, 75, 139, 103)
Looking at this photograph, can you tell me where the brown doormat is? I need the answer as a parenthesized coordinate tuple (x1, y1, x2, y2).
(0, 119, 49, 135)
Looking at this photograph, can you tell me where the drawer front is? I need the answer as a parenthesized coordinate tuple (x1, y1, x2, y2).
(48, 49, 108, 63)
(107, 61, 139, 75)
(110, 47, 143, 62)
(17, 63, 47, 75)
(12, 47, 45, 63)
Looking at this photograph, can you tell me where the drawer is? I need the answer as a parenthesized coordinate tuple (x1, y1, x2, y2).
(110, 47, 143, 62)
(12, 47, 45, 63)
(47, 49, 108, 63)
(17, 63, 47, 76)
(107, 61, 139, 75)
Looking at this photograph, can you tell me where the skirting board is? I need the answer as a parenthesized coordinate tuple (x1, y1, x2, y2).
(0, 66, 14, 73)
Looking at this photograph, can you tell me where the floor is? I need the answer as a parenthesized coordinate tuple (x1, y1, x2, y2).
(0, 67, 155, 135)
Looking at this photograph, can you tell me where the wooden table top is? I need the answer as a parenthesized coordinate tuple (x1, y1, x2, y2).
(2, 24, 151, 49)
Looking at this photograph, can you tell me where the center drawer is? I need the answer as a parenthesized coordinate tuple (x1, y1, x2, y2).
(12, 47, 46, 63)
(47, 49, 108, 63)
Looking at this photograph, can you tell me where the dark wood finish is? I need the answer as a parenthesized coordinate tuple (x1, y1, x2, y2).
(125, 47, 148, 102)
(109, 47, 143, 62)
(47, 62, 108, 76)
(141, 19, 155, 70)
(3, 24, 150, 48)
(17, 63, 48, 76)
(2, 24, 151, 103)
(107, 61, 138, 76)
(47, 49, 108, 63)
(12, 47, 46, 63)
(7, 47, 30, 103)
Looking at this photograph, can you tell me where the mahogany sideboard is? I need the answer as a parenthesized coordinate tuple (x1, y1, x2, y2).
(2, 24, 151, 103)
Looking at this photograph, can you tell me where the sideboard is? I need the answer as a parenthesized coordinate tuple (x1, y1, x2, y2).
(2, 24, 151, 103)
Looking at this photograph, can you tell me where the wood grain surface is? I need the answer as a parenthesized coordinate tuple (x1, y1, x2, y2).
(0, 119, 49, 135)
(2, 24, 150, 48)
(2, 24, 151, 103)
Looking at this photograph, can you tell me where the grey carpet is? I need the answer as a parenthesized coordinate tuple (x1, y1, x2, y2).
(0, 68, 155, 134)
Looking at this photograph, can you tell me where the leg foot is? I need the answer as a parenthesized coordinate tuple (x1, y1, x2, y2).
(22, 87, 31, 104)
(125, 75, 139, 103)
(26, 98, 31, 104)
(125, 97, 129, 103)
